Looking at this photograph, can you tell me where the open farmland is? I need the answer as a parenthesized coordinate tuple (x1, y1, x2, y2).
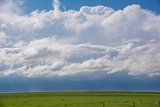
(0, 91, 160, 107)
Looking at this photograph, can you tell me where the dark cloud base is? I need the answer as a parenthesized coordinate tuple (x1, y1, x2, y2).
(0, 73, 160, 92)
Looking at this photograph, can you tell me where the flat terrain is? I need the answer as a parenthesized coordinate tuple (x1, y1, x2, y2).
(0, 91, 160, 107)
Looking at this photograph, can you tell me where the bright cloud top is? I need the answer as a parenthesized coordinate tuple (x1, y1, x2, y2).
(0, 0, 160, 78)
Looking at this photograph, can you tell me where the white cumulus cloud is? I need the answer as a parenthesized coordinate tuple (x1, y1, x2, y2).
(0, 0, 160, 78)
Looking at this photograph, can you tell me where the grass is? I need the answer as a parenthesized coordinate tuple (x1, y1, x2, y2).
(0, 91, 160, 107)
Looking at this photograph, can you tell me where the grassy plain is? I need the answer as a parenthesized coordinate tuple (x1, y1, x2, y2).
(0, 91, 160, 107)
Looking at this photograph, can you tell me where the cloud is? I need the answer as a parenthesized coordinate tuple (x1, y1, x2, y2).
(0, 0, 160, 78)
(0, 31, 7, 44)
(0, 37, 160, 78)
(52, 0, 61, 11)
(0, 0, 23, 14)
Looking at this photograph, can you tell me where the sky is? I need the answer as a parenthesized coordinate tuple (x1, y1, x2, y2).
(0, 0, 160, 92)
(23, 0, 160, 14)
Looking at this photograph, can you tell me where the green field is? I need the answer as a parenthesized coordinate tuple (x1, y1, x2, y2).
(0, 91, 160, 107)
